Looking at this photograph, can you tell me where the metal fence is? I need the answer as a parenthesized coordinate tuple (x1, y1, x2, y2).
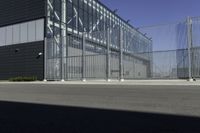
(45, 16, 200, 81)
(139, 16, 200, 80)
(45, 34, 152, 81)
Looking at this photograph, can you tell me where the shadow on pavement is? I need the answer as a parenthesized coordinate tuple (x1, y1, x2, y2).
(0, 101, 200, 133)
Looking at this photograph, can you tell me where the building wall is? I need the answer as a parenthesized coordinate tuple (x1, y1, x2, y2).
(0, 19, 45, 47)
(0, 0, 45, 27)
(0, 41, 44, 80)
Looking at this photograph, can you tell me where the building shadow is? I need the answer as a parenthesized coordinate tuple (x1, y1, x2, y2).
(0, 101, 200, 133)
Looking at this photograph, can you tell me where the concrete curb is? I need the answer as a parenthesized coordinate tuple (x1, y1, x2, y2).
(0, 80, 200, 86)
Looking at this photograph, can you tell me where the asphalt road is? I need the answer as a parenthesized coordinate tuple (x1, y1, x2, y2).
(0, 83, 200, 132)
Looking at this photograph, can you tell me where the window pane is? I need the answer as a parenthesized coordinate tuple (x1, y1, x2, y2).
(13, 24, 20, 44)
(36, 19, 44, 41)
(0, 27, 6, 46)
(28, 21, 36, 42)
(6, 26, 13, 45)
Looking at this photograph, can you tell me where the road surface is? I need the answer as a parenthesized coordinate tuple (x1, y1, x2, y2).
(0, 83, 200, 132)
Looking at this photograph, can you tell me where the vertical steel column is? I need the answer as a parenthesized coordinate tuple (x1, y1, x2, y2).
(119, 27, 124, 81)
(44, 0, 48, 81)
(61, 0, 67, 81)
(60, 0, 64, 81)
(82, 32, 86, 81)
(187, 17, 193, 81)
(65, 0, 68, 81)
(106, 28, 111, 81)
(52, 0, 56, 80)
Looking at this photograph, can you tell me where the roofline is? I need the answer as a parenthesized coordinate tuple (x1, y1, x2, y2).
(96, 0, 151, 41)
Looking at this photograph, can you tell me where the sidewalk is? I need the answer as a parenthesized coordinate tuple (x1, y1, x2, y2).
(0, 79, 200, 86)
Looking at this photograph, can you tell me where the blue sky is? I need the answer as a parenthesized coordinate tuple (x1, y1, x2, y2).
(100, 0, 200, 27)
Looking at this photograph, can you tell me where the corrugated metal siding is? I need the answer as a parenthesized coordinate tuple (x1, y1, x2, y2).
(0, 41, 44, 80)
(0, 0, 45, 27)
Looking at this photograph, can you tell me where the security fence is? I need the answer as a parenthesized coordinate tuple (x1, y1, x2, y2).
(139, 16, 200, 80)
(45, 30, 152, 81)
(45, 16, 200, 81)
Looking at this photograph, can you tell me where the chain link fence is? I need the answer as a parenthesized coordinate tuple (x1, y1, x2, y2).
(45, 17, 200, 81)
(139, 17, 200, 80)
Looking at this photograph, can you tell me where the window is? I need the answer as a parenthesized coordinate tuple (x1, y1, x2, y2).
(36, 19, 44, 41)
(0, 27, 6, 46)
(20, 23, 28, 43)
(28, 21, 36, 42)
(13, 25, 20, 44)
(6, 26, 13, 45)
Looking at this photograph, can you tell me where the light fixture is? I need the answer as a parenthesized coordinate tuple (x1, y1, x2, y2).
(38, 52, 43, 56)
(36, 52, 43, 59)
(15, 48, 20, 53)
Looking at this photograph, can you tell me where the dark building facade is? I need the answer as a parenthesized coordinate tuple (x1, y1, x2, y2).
(0, 0, 45, 80)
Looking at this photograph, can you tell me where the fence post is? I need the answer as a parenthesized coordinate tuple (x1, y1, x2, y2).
(119, 27, 124, 81)
(187, 17, 193, 81)
(65, 0, 68, 81)
(61, 36, 65, 82)
(60, 0, 66, 82)
(107, 28, 111, 81)
(43, 37, 47, 82)
(65, 35, 68, 81)
(82, 32, 86, 81)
